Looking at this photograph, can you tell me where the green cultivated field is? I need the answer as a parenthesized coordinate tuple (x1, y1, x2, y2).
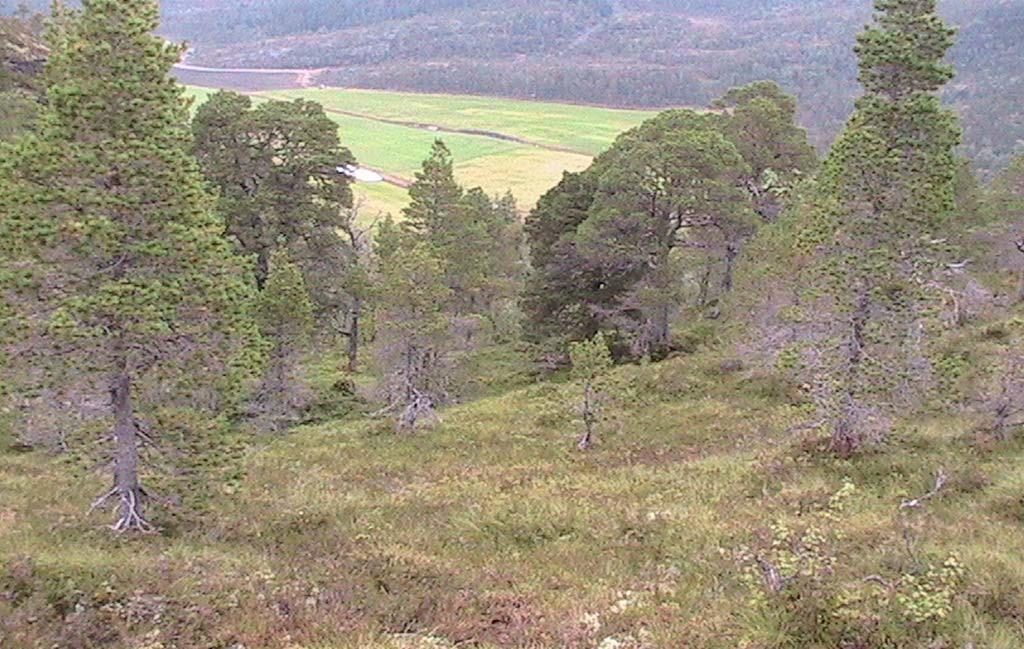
(184, 86, 654, 219)
(354, 181, 414, 221)
(268, 88, 659, 155)
(321, 108, 593, 218)
(327, 109, 522, 173)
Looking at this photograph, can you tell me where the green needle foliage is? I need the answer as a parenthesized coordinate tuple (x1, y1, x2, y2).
(524, 85, 816, 358)
(402, 139, 522, 319)
(568, 332, 614, 450)
(714, 81, 818, 221)
(256, 250, 316, 347)
(0, 0, 264, 532)
(779, 0, 962, 455)
(191, 90, 357, 326)
(525, 109, 756, 356)
(403, 139, 465, 236)
(371, 238, 453, 432)
(252, 249, 315, 432)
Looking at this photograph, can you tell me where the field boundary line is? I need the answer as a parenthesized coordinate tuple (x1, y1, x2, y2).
(261, 93, 594, 157)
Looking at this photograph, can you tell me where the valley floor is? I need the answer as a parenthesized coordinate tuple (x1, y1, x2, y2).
(182, 85, 658, 222)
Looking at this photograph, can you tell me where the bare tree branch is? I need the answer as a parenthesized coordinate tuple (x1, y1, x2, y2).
(900, 469, 949, 510)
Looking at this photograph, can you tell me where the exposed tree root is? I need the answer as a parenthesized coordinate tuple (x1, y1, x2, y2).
(90, 486, 157, 534)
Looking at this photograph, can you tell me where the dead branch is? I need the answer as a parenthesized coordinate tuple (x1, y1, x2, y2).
(900, 469, 949, 510)
(754, 554, 789, 594)
(862, 574, 899, 591)
(369, 401, 401, 419)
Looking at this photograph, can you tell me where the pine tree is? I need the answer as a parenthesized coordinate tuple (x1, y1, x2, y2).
(0, 0, 263, 531)
(403, 139, 463, 236)
(447, 187, 521, 315)
(790, 0, 961, 455)
(714, 81, 818, 220)
(191, 90, 357, 326)
(569, 333, 614, 451)
(523, 170, 602, 349)
(402, 141, 522, 324)
(336, 202, 374, 373)
(370, 239, 453, 432)
(252, 249, 315, 431)
(374, 213, 406, 264)
(524, 110, 753, 355)
(954, 155, 1024, 438)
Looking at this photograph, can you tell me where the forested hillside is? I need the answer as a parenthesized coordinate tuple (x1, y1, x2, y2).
(151, 0, 1022, 177)
(6, 1, 1021, 175)
(5, 0, 1024, 647)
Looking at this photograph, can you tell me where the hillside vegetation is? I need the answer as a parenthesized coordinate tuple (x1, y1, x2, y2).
(3, 1, 1024, 647)
(5, 352, 1024, 647)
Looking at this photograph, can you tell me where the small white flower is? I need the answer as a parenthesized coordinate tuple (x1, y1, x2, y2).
(609, 590, 641, 614)
(580, 611, 602, 634)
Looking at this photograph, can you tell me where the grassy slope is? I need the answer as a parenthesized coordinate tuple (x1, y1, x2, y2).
(3, 352, 1024, 648)
(355, 181, 415, 221)
(183, 85, 219, 108)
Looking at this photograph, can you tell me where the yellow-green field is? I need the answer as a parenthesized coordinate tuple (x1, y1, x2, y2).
(184, 85, 659, 219)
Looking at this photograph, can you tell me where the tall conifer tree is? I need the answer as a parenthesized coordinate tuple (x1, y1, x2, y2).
(794, 0, 961, 454)
(191, 90, 357, 328)
(0, 0, 263, 531)
(252, 250, 315, 431)
(402, 140, 521, 318)
(371, 241, 453, 432)
(403, 139, 463, 235)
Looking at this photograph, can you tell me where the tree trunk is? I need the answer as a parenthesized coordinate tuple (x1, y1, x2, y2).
(656, 304, 670, 351)
(830, 413, 859, 457)
(108, 371, 152, 532)
(847, 290, 870, 366)
(990, 401, 1012, 440)
(697, 262, 713, 307)
(1015, 240, 1024, 302)
(347, 301, 361, 373)
(578, 382, 596, 451)
(722, 243, 739, 294)
(831, 293, 872, 456)
(270, 346, 289, 431)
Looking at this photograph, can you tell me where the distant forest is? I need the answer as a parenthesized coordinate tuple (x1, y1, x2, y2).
(5, 0, 1022, 176)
